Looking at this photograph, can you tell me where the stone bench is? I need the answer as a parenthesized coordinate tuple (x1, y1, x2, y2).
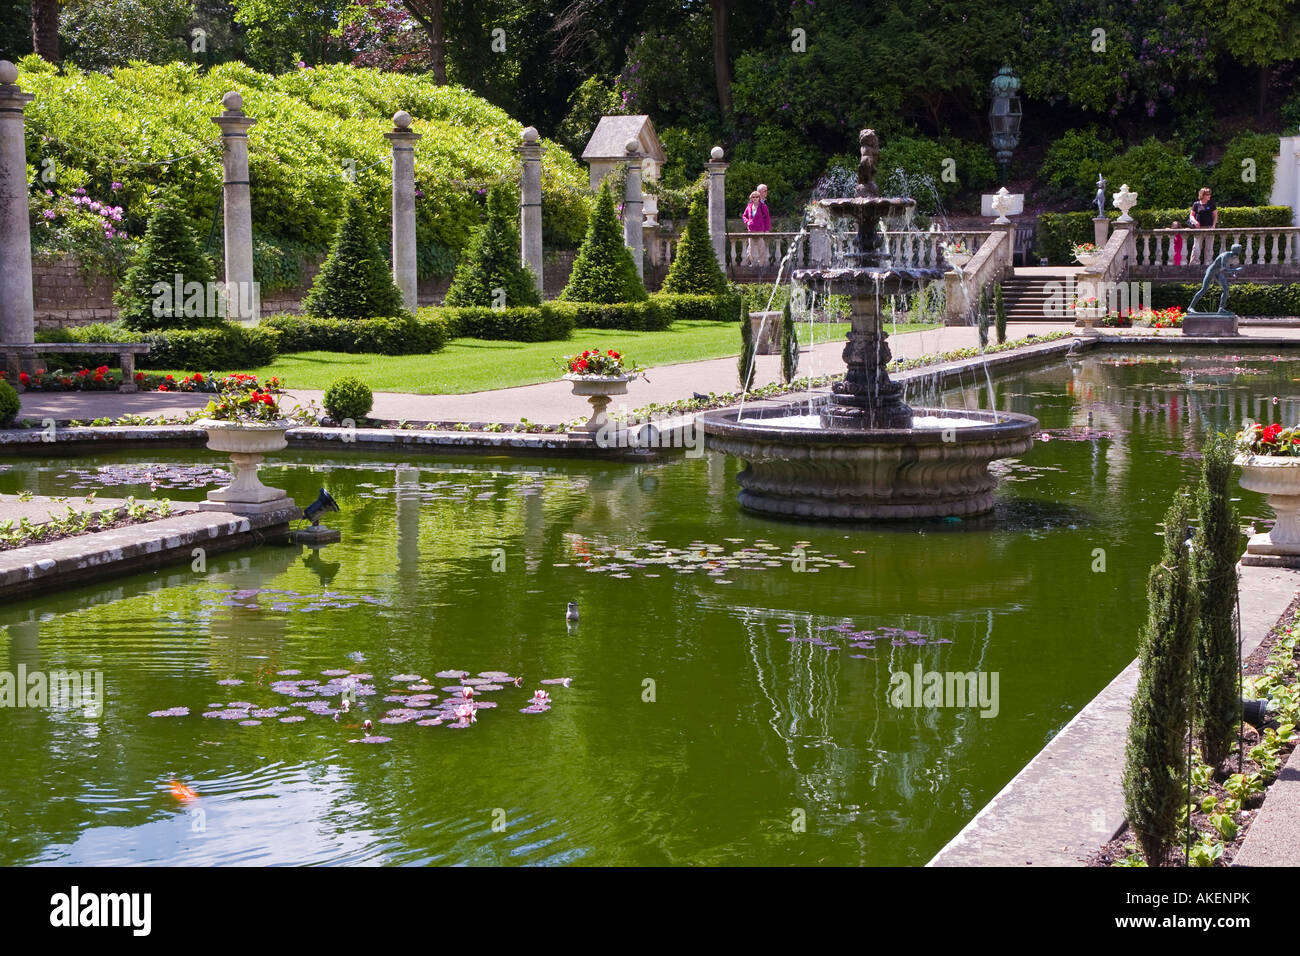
(1, 342, 152, 392)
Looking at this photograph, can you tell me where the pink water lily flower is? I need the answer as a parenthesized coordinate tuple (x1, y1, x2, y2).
(531, 690, 551, 706)
(454, 703, 476, 723)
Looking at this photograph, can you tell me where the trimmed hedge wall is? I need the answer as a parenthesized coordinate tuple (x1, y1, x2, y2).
(263, 313, 445, 355)
(1035, 206, 1292, 264)
(1150, 283, 1300, 317)
(568, 300, 672, 330)
(654, 292, 743, 323)
(139, 325, 281, 371)
(422, 304, 575, 342)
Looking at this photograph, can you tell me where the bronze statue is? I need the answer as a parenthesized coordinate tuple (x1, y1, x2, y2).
(1188, 243, 1244, 314)
(856, 129, 879, 197)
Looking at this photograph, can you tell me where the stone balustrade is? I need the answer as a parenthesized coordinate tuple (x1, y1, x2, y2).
(1131, 226, 1300, 276)
(942, 226, 1014, 325)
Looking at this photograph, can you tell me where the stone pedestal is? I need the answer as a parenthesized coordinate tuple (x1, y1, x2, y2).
(822, 291, 912, 430)
(1183, 312, 1239, 337)
(198, 421, 291, 515)
(385, 112, 421, 311)
(0, 62, 35, 353)
(705, 146, 728, 271)
(1092, 216, 1110, 249)
(749, 311, 782, 354)
(517, 127, 545, 296)
(294, 524, 341, 545)
(622, 141, 644, 279)
(212, 92, 259, 322)
(564, 374, 629, 441)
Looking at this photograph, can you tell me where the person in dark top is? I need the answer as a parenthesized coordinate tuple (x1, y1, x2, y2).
(1189, 187, 1217, 264)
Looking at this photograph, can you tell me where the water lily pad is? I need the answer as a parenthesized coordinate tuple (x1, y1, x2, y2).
(355, 735, 392, 744)
(239, 719, 262, 726)
(149, 707, 189, 718)
(279, 716, 306, 723)
(215, 679, 244, 686)
(390, 673, 423, 682)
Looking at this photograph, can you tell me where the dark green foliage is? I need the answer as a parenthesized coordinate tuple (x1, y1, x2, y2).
(1124, 493, 1199, 867)
(137, 325, 281, 371)
(262, 314, 446, 355)
(0, 380, 20, 426)
(1039, 127, 1122, 200)
(559, 182, 647, 304)
(662, 197, 727, 296)
(443, 184, 541, 308)
(652, 292, 741, 322)
(738, 313, 756, 391)
(780, 300, 798, 384)
(117, 193, 217, 332)
(994, 283, 1007, 345)
(1150, 282, 1300, 316)
(1208, 132, 1279, 207)
(303, 195, 407, 321)
(323, 376, 374, 422)
(427, 304, 575, 341)
(876, 135, 997, 214)
(1035, 206, 1292, 263)
(1104, 138, 1201, 210)
(1195, 433, 1242, 768)
(567, 300, 671, 331)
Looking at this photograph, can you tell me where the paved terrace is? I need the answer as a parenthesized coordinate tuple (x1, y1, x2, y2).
(18, 322, 1069, 425)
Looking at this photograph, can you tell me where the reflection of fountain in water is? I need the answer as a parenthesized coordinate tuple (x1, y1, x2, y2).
(739, 608, 999, 841)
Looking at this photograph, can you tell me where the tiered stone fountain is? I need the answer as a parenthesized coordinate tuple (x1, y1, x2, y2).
(700, 129, 1039, 521)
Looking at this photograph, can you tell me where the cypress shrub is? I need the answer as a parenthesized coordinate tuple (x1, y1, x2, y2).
(994, 282, 1007, 345)
(1123, 493, 1199, 866)
(780, 300, 798, 383)
(117, 192, 217, 332)
(303, 195, 407, 320)
(1195, 433, 1242, 769)
(443, 183, 541, 308)
(559, 181, 647, 304)
(738, 313, 756, 391)
(662, 197, 727, 296)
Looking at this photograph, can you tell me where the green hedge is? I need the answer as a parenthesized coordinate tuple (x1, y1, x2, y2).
(567, 300, 672, 331)
(138, 325, 281, 371)
(1150, 283, 1300, 317)
(1035, 206, 1293, 264)
(652, 292, 742, 323)
(421, 304, 575, 342)
(263, 313, 444, 355)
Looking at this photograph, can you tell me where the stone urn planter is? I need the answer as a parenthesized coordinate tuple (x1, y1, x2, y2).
(564, 374, 630, 441)
(1074, 253, 1100, 268)
(1236, 455, 1300, 567)
(944, 251, 971, 271)
(198, 419, 293, 514)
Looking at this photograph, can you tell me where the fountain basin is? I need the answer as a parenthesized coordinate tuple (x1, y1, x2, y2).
(699, 402, 1039, 520)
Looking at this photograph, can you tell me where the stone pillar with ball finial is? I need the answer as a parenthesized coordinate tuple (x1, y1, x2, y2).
(623, 140, 644, 279)
(517, 126, 545, 296)
(212, 91, 259, 322)
(385, 111, 421, 311)
(705, 145, 728, 271)
(0, 61, 36, 367)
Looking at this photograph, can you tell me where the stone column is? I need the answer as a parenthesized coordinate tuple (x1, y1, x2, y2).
(517, 126, 545, 296)
(622, 140, 644, 279)
(385, 111, 421, 311)
(0, 61, 35, 356)
(212, 91, 258, 322)
(990, 220, 1014, 273)
(705, 146, 728, 271)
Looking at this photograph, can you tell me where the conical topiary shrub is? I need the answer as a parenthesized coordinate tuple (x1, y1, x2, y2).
(559, 181, 647, 304)
(1195, 432, 1241, 769)
(303, 194, 408, 320)
(662, 196, 726, 295)
(117, 192, 216, 331)
(444, 183, 541, 308)
(1123, 493, 1199, 866)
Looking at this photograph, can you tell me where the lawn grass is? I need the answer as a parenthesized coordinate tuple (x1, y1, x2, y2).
(171, 319, 940, 395)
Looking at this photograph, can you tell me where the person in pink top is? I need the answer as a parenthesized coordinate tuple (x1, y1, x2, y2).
(741, 184, 772, 265)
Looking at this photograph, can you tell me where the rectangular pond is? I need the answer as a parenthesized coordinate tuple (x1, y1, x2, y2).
(0, 348, 1290, 865)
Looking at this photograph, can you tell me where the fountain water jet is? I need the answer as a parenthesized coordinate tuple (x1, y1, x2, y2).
(699, 128, 1039, 521)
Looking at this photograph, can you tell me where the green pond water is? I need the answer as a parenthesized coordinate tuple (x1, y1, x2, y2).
(0, 349, 1290, 866)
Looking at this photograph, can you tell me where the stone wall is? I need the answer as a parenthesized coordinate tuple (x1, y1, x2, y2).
(32, 255, 117, 329)
(33, 251, 599, 329)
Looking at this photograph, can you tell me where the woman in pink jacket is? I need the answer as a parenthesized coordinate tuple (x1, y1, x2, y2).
(741, 184, 771, 265)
